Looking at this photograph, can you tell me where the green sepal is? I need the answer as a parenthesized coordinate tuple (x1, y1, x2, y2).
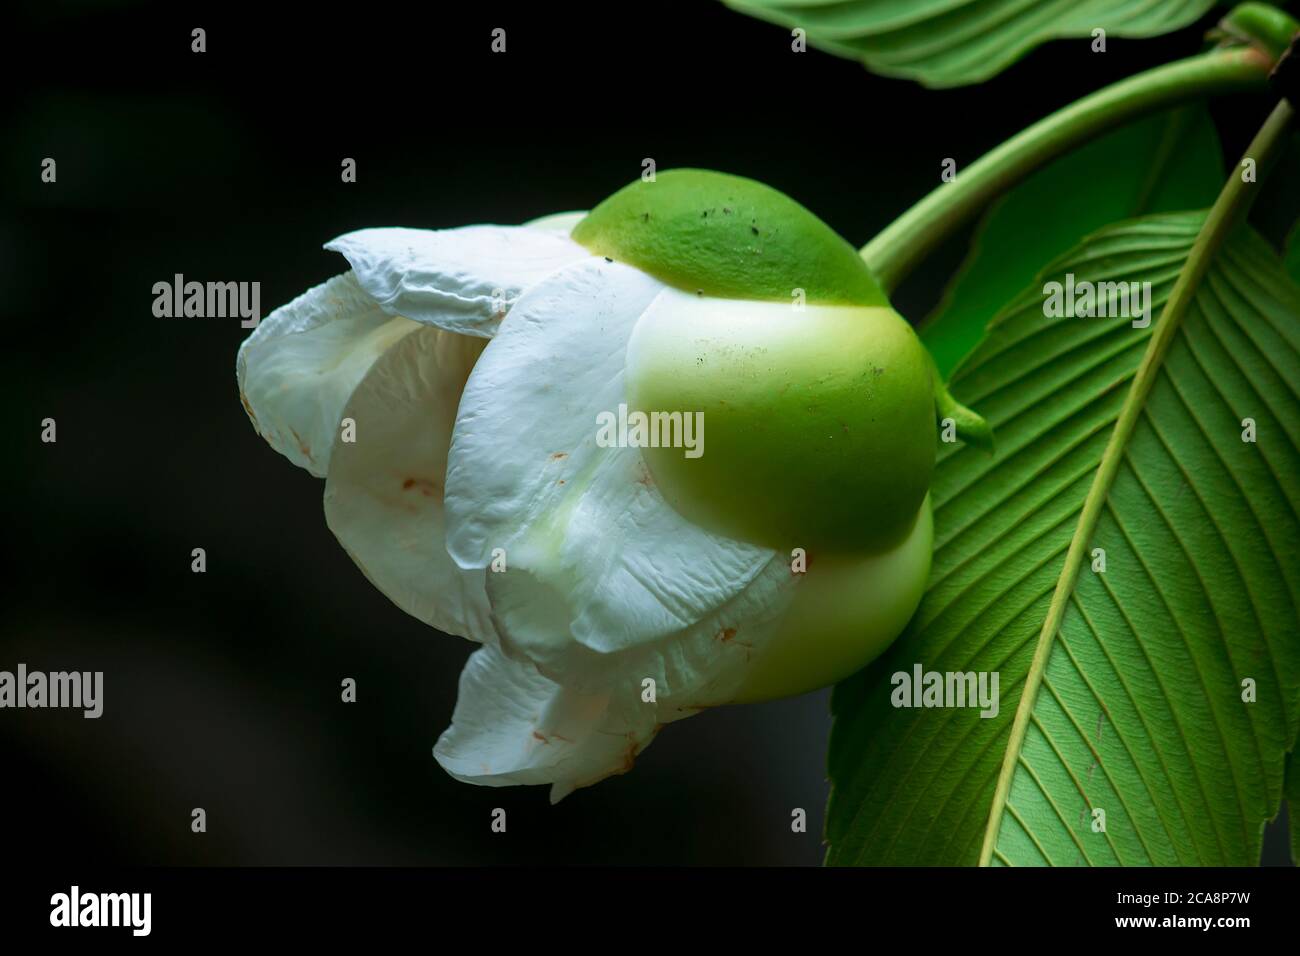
(572, 169, 888, 307)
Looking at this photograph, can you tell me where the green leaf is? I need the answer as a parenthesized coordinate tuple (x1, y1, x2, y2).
(724, 0, 1217, 88)
(1286, 221, 1300, 285)
(923, 108, 1224, 379)
(826, 212, 1300, 865)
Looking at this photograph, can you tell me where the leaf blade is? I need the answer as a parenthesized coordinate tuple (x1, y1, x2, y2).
(826, 212, 1300, 866)
(725, 0, 1217, 87)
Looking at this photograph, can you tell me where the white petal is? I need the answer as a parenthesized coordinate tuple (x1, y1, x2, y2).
(436, 552, 798, 800)
(238, 272, 417, 477)
(496, 544, 800, 701)
(323, 324, 495, 642)
(443, 258, 791, 692)
(325, 226, 589, 338)
(523, 210, 587, 235)
(434, 643, 659, 802)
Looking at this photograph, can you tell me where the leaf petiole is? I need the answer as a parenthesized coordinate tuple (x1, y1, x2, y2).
(861, 46, 1278, 295)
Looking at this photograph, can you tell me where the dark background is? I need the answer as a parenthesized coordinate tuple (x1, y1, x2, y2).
(2, 0, 1292, 864)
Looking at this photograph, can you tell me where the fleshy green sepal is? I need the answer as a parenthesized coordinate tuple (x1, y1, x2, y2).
(573, 169, 888, 307)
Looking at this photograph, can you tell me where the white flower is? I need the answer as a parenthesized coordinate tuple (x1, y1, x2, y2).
(238, 211, 932, 802)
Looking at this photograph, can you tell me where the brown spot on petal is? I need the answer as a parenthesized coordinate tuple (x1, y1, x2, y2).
(716, 627, 753, 660)
(532, 731, 549, 743)
(288, 426, 311, 460)
(618, 733, 640, 773)
(550, 452, 568, 460)
(239, 391, 258, 428)
(402, 477, 441, 497)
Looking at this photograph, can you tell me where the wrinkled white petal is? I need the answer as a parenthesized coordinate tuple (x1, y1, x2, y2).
(492, 543, 798, 702)
(238, 273, 417, 477)
(444, 258, 791, 694)
(437, 551, 798, 800)
(239, 226, 579, 475)
(241, 225, 822, 799)
(434, 643, 659, 802)
(325, 226, 589, 338)
(323, 325, 495, 642)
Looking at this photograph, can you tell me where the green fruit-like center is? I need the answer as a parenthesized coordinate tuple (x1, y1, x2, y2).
(727, 496, 934, 704)
(625, 289, 935, 555)
(574, 167, 943, 557)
